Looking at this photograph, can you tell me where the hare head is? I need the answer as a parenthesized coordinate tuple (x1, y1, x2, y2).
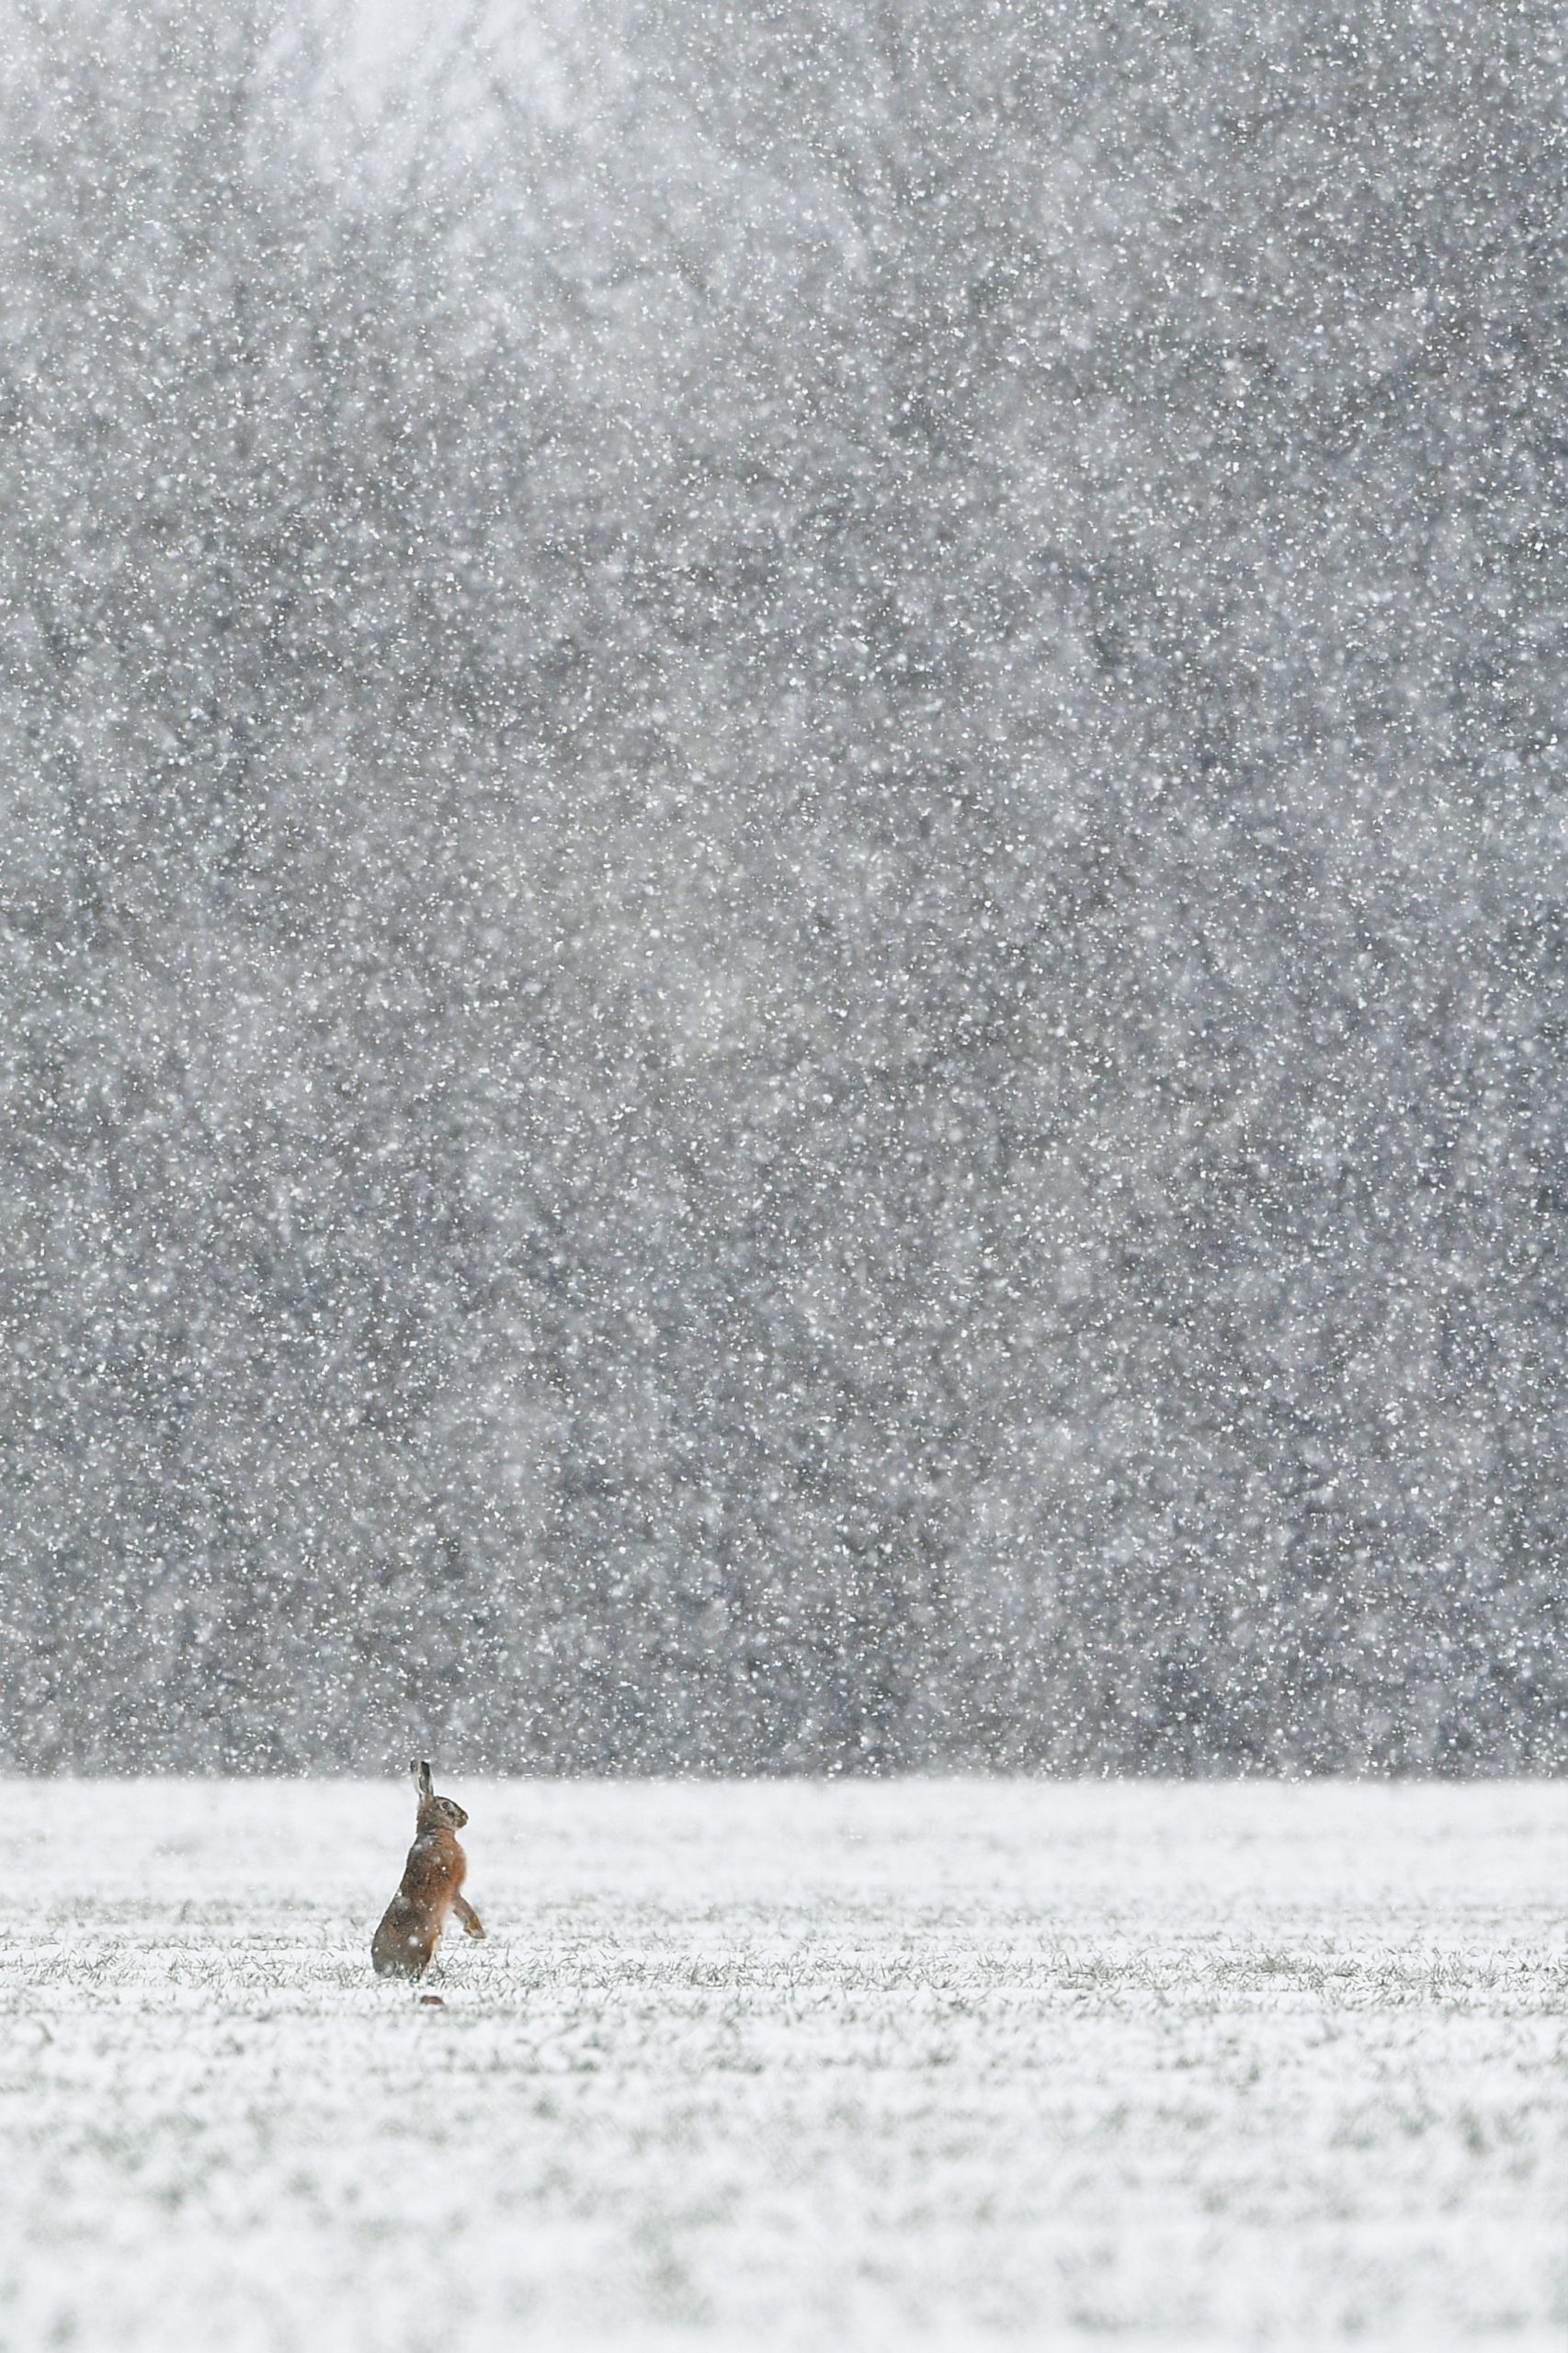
(412, 1758, 469, 1831)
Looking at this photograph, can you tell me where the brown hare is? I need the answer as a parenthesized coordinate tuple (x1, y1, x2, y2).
(371, 1760, 485, 1980)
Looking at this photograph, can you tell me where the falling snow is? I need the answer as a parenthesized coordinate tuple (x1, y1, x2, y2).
(3, 0, 1562, 1775)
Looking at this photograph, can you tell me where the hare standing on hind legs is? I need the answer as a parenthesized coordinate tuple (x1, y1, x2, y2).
(371, 1761, 486, 1980)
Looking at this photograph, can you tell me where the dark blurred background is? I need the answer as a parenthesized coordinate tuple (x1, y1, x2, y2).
(1, 0, 1562, 1772)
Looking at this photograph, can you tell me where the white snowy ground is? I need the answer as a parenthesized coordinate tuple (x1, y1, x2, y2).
(1, 1781, 1562, 2352)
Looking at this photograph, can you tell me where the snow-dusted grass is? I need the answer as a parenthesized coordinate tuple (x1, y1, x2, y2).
(2, 1781, 1562, 2351)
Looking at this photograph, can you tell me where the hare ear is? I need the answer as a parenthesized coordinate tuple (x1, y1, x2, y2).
(414, 1760, 434, 1798)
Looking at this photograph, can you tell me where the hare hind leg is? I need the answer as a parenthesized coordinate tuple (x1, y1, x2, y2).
(372, 1896, 436, 1979)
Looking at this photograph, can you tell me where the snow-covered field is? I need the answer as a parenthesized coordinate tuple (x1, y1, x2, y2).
(2, 1780, 1562, 2351)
